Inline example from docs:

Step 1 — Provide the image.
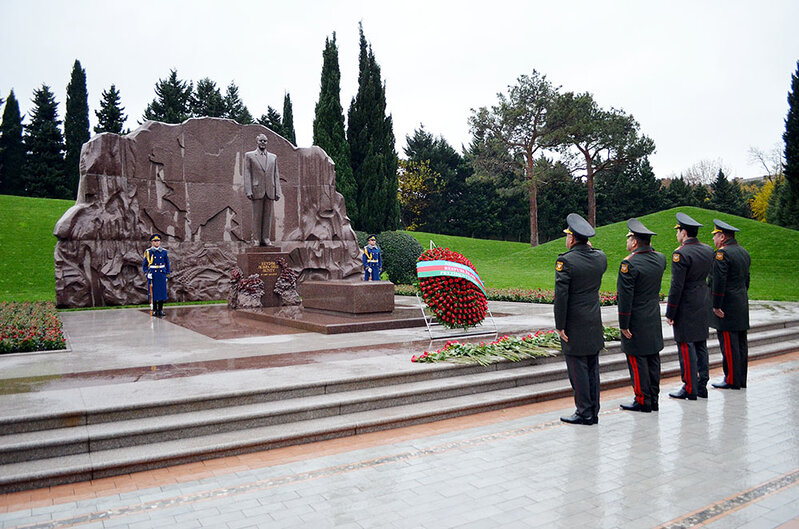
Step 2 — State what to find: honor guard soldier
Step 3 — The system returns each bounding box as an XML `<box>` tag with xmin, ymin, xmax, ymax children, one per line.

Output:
<box><xmin>362</xmin><ymin>234</ymin><xmax>382</xmax><ymax>281</ymax></box>
<box><xmin>617</xmin><ymin>219</ymin><xmax>667</xmax><ymax>413</ymax></box>
<box><xmin>554</xmin><ymin>213</ymin><xmax>608</xmax><ymax>426</ymax></box>
<box><xmin>666</xmin><ymin>213</ymin><xmax>714</xmax><ymax>400</ymax></box>
<box><xmin>709</xmin><ymin>219</ymin><xmax>751</xmax><ymax>389</ymax></box>
<box><xmin>142</xmin><ymin>234</ymin><xmax>171</xmax><ymax>317</ymax></box>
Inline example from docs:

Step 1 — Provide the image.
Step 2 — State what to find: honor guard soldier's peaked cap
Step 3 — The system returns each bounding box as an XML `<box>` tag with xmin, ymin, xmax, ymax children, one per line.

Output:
<box><xmin>563</xmin><ymin>213</ymin><xmax>596</xmax><ymax>238</ymax></box>
<box><xmin>367</xmin><ymin>234</ymin><xmax>377</xmax><ymax>241</ymax></box>
<box><xmin>626</xmin><ymin>217</ymin><xmax>657</xmax><ymax>237</ymax></box>
<box><xmin>674</xmin><ymin>212</ymin><xmax>703</xmax><ymax>230</ymax></box>
<box><xmin>711</xmin><ymin>219</ymin><xmax>740</xmax><ymax>234</ymax></box>
<box><xmin>150</xmin><ymin>234</ymin><xmax>161</xmax><ymax>241</ymax></box>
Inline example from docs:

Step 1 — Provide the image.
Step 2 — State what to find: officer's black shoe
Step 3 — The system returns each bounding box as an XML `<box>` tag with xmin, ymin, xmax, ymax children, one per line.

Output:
<box><xmin>560</xmin><ymin>413</ymin><xmax>594</xmax><ymax>425</ymax></box>
<box><xmin>669</xmin><ymin>388</ymin><xmax>697</xmax><ymax>400</ymax></box>
<box><xmin>711</xmin><ymin>381</ymin><xmax>740</xmax><ymax>390</ymax></box>
<box><xmin>697</xmin><ymin>387</ymin><xmax>708</xmax><ymax>398</ymax></box>
<box><xmin>620</xmin><ymin>401</ymin><xmax>652</xmax><ymax>413</ymax></box>
<box><xmin>651</xmin><ymin>400</ymin><xmax>659</xmax><ymax>411</ymax></box>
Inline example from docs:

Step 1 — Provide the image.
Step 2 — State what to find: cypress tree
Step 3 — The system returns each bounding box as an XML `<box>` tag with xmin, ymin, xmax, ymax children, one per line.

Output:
<box><xmin>313</xmin><ymin>33</ymin><xmax>356</xmax><ymax>222</ymax></box>
<box><xmin>94</xmin><ymin>84</ymin><xmax>128</xmax><ymax>134</ymax></box>
<box><xmin>347</xmin><ymin>23</ymin><xmax>399</xmax><ymax>233</ymax></box>
<box><xmin>64</xmin><ymin>59</ymin><xmax>90</xmax><ymax>195</ymax></box>
<box><xmin>257</xmin><ymin>107</ymin><xmax>284</xmax><ymax>136</ymax></box>
<box><xmin>0</xmin><ymin>90</ymin><xmax>26</xmax><ymax>195</ymax></box>
<box><xmin>223</xmin><ymin>82</ymin><xmax>253</xmax><ymax>124</ymax></box>
<box><xmin>142</xmin><ymin>69</ymin><xmax>192</xmax><ymax>123</ymax></box>
<box><xmin>281</xmin><ymin>92</ymin><xmax>296</xmax><ymax>144</ymax></box>
<box><xmin>190</xmin><ymin>78</ymin><xmax>225</xmax><ymax>118</ymax></box>
<box><xmin>23</xmin><ymin>85</ymin><xmax>68</xmax><ymax>199</ymax></box>
<box><xmin>772</xmin><ymin>60</ymin><xmax>799</xmax><ymax>229</ymax></box>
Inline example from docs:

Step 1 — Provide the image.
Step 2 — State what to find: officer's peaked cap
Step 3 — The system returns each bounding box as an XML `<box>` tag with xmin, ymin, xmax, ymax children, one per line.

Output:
<box><xmin>563</xmin><ymin>213</ymin><xmax>595</xmax><ymax>238</ymax></box>
<box><xmin>674</xmin><ymin>212</ymin><xmax>703</xmax><ymax>230</ymax></box>
<box><xmin>150</xmin><ymin>234</ymin><xmax>161</xmax><ymax>241</ymax></box>
<box><xmin>711</xmin><ymin>219</ymin><xmax>739</xmax><ymax>234</ymax></box>
<box><xmin>627</xmin><ymin>218</ymin><xmax>656</xmax><ymax>237</ymax></box>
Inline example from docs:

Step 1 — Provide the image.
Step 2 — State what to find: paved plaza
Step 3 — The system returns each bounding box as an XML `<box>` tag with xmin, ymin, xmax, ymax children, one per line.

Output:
<box><xmin>1</xmin><ymin>300</ymin><xmax>799</xmax><ymax>528</ymax></box>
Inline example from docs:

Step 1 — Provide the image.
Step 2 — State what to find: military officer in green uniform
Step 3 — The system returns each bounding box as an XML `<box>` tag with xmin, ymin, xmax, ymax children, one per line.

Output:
<box><xmin>666</xmin><ymin>213</ymin><xmax>714</xmax><ymax>400</ymax></box>
<box><xmin>554</xmin><ymin>213</ymin><xmax>608</xmax><ymax>426</ymax></box>
<box><xmin>709</xmin><ymin>219</ymin><xmax>751</xmax><ymax>390</ymax></box>
<box><xmin>617</xmin><ymin>218</ymin><xmax>666</xmax><ymax>413</ymax></box>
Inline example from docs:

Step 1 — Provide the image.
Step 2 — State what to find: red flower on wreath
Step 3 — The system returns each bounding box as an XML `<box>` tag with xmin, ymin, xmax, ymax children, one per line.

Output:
<box><xmin>417</xmin><ymin>247</ymin><xmax>488</xmax><ymax>330</ymax></box>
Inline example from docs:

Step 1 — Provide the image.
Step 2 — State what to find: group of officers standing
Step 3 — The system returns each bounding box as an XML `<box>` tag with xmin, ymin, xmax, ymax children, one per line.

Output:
<box><xmin>554</xmin><ymin>212</ymin><xmax>751</xmax><ymax>426</ymax></box>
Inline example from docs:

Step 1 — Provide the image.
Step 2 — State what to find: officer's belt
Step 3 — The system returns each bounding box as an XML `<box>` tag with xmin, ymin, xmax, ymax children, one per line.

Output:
<box><xmin>150</xmin><ymin>265</ymin><xmax>166</xmax><ymax>269</ymax></box>
<box><xmin>366</xmin><ymin>260</ymin><xmax>378</xmax><ymax>263</ymax></box>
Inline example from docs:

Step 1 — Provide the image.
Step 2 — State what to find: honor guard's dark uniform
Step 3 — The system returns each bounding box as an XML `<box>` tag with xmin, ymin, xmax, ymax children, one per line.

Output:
<box><xmin>666</xmin><ymin>213</ymin><xmax>714</xmax><ymax>400</ymax></box>
<box><xmin>709</xmin><ymin>219</ymin><xmax>751</xmax><ymax>389</ymax></box>
<box><xmin>617</xmin><ymin>219</ymin><xmax>666</xmax><ymax>413</ymax></box>
<box><xmin>142</xmin><ymin>234</ymin><xmax>171</xmax><ymax>317</ymax></box>
<box><xmin>362</xmin><ymin>235</ymin><xmax>382</xmax><ymax>281</ymax></box>
<box><xmin>555</xmin><ymin>213</ymin><xmax>608</xmax><ymax>426</ymax></box>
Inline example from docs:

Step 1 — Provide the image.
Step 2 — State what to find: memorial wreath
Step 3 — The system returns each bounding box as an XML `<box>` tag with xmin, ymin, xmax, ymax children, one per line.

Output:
<box><xmin>416</xmin><ymin>247</ymin><xmax>488</xmax><ymax>330</ymax></box>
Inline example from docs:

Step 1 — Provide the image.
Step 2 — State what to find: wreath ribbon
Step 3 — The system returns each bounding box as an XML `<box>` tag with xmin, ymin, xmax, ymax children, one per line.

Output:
<box><xmin>416</xmin><ymin>260</ymin><xmax>486</xmax><ymax>295</ymax></box>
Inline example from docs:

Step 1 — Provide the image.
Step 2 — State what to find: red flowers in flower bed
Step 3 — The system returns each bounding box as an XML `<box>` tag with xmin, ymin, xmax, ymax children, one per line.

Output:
<box><xmin>417</xmin><ymin>247</ymin><xmax>488</xmax><ymax>330</ymax></box>
<box><xmin>0</xmin><ymin>302</ymin><xmax>66</xmax><ymax>354</ymax></box>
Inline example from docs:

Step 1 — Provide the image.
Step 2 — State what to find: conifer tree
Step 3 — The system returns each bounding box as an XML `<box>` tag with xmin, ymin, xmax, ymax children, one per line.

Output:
<box><xmin>314</xmin><ymin>33</ymin><xmax>356</xmax><ymax>222</ymax></box>
<box><xmin>708</xmin><ymin>169</ymin><xmax>746</xmax><ymax>216</ymax></box>
<box><xmin>771</xmin><ymin>60</ymin><xmax>799</xmax><ymax>229</ymax></box>
<box><xmin>64</xmin><ymin>59</ymin><xmax>90</xmax><ymax>195</ymax></box>
<box><xmin>142</xmin><ymin>69</ymin><xmax>192</xmax><ymax>123</ymax></box>
<box><xmin>190</xmin><ymin>78</ymin><xmax>225</xmax><ymax>118</ymax></box>
<box><xmin>94</xmin><ymin>84</ymin><xmax>128</xmax><ymax>134</ymax></box>
<box><xmin>23</xmin><ymin>84</ymin><xmax>68</xmax><ymax>198</ymax></box>
<box><xmin>257</xmin><ymin>107</ymin><xmax>284</xmax><ymax>136</ymax></box>
<box><xmin>0</xmin><ymin>90</ymin><xmax>26</xmax><ymax>195</ymax></box>
<box><xmin>347</xmin><ymin>23</ymin><xmax>400</xmax><ymax>233</ymax></box>
<box><xmin>223</xmin><ymin>82</ymin><xmax>253</xmax><ymax>124</ymax></box>
<box><xmin>281</xmin><ymin>92</ymin><xmax>296</xmax><ymax>144</ymax></box>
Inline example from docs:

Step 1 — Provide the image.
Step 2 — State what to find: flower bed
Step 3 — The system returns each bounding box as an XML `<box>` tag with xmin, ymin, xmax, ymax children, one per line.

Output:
<box><xmin>0</xmin><ymin>302</ymin><xmax>66</xmax><ymax>354</ymax></box>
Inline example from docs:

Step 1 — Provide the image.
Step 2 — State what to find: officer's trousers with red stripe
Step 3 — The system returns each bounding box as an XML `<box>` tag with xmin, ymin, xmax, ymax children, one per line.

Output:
<box><xmin>676</xmin><ymin>340</ymin><xmax>709</xmax><ymax>396</ymax></box>
<box><xmin>717</xmin><ymin>330</ymin><xmax>748</xmax><ymax>388</ymax></box>
<box><xmin>625</xmin><ymin>353</ymin><xmax>661</xmax><ymax>407</ymax></box>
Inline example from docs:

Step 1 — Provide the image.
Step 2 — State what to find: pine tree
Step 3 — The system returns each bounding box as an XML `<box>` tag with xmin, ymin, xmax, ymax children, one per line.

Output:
<box><xmin>94</xmin><ymin>84</ymin><xmax>128</xmax><ymax>134</ymax></box>
<box><xmin>0</xmin><ymin>90</ymin><xmax>26</xmax><ymax>195</ymax></box>
<box><xmin>772</xmin><ymin>60</ymin><xmax>799</xmax><ymax>229</ymax></box>
<box><xmin>347</xmin><ymin>23</ymin><xmax>399</xmax><ymax>233</ymax></box>
<box><xmin>258</xmin><ymin>107</ymin><xmax>283</xmax><ymax>136</ymax></box>
<box><xmin>708</xmin><ymin>169</ymin><xmax>746</xmax><ymax>216</ymax></box>
<box><xmin>23</xmin><ymin>85</ymin><xmax>68</xmax><ymax>199</ymax></box>
<box><xmin>281</xmin><ymin>92</ymin><xmax>296</xmax><ymax>144</ymax></box>
<box><xmin>190</xmin><ymin>78</ymin><xmax>225</xmax><ymax>118</ymax></box>
<box><xmin>223</xmin><ymin>82</ymin><xmax>253</xmax><ymax>124</ymax></box>
<box><xmin>64</xmin><ymin>59</ymin><xmax>90</xmax><ymax>195</ymax></box>
<box><xmin>313</xmin><ymin>33</ymin><xmax>356</xmax><ymax>222</ymax></box>
<box><xmin>142</xmin><ymin>69</ymin><xmax>192</xmax><ymax>123</ymax></box>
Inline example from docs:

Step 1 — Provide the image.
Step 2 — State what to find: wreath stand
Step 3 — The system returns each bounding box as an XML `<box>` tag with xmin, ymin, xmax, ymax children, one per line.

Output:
<box><xmin>415</xmin><ymin>293</ymin><xmax>498</xmax><ymax>344</ymax></box>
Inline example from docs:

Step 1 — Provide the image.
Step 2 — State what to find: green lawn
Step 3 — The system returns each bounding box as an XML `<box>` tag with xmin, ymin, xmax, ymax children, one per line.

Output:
<box><xmin>0</xmin><ymin>195</ymin><xmax>74</xmax><ymax>302</ymax></box>
<box><xmin>408</xmin><ymin>206</ymin><xmax>799</xmax><ymax>302</ymax></box>
<box><xmin>1</xmin><ymin>195</ymin><xmax>797</xmax><ymax>302</ymax></box>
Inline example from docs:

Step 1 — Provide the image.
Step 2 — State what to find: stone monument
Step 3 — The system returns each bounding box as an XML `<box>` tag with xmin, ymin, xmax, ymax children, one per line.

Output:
<box><xmin>54</xmin><ymin>118</ymin><xmax>367</xmax><ymax>308</ymax></box>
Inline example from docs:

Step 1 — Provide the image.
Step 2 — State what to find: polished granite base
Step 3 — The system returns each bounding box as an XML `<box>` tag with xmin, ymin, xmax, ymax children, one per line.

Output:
<box><xmin>235</xmin><ymin>304</ymin><xmax>427</xmax><ymax>334</ymax></box>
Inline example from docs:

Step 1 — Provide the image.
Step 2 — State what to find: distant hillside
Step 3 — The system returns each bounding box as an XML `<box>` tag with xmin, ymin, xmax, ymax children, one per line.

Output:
<box><xmin>1</xmin><ymin>196</ymin><xmax>796</xmax><ymax>302</ymax></box>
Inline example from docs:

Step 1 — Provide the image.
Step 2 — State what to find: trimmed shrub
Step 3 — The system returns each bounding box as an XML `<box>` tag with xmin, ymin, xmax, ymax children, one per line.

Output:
<box><xmin>376</xmin><ymin>231</ymin><xmax>423</xmax><ymax>284</ymax></box>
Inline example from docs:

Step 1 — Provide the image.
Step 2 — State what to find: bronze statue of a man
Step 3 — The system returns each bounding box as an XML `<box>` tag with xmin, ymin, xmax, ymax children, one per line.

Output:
<box><xmin>243</xmin><ymin>133</ymin><xmax>282</xmax><ymax>246</ymax></box>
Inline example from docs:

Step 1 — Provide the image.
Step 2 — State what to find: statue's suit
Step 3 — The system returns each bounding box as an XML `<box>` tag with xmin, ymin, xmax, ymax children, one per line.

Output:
<box><xmin>243</xmin><ymin>149</ymin><xmax>281</xmax><ymax>245</ymax></box>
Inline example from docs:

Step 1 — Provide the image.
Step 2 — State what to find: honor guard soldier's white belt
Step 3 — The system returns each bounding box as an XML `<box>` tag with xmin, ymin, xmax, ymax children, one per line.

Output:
<box><xmin>150</xmin><ymin>265</ymin><xmax>166</xmax><ymax>269</ymax></box>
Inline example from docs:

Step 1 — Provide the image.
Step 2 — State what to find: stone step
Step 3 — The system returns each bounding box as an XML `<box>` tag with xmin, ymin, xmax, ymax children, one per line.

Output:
<box><xmin>0</xmin><ymin>331</ymin><xmax>797</xmax><ymax>493</ymax></box>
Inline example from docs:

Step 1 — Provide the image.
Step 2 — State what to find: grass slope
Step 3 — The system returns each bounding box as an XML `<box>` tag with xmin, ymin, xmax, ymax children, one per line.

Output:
<box><xmin>1</xmin><ymin>196</ymin><xmax>796</xmax><ymax>302</ymax></box>
<box><xmin>0</xmin><ymin>195</ymin><xmax>74</xmax><ymax>302</ymax></box>
<box><xmin>408</xmin><ymin>206</ymin><xmax>799</xmax><ymax>301</ymax></box>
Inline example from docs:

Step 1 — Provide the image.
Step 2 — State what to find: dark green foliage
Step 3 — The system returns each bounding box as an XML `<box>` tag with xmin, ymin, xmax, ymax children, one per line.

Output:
<box><xmin>375</xmin><ymin>231</ymin><xmax>423</xmax><ymax>284</ymax></box>
<box><xmin>537</xmin><ymin>159</ymin><xmax>588</xmax><ymax>243</ymax></box>
<box><xmin>596</xmin><ymin>158</ymin><xmax>664</xmax><ymax>226</ymax></box>
<box><xmin>190</xmin><ymin>78</ymin><xmax>225</xmax><ymax>117</ymax></box>
<box><xmin>0</xmin><ymin>91</ymin><xmax>25</xmax><ymax>195</ymax></box>
<box><xmin>767</xmin><ymin>177</ymin><xmax>799</xmax><ymax>229</ymax></box>
<box><xmin>223</xmin><ymin>82</ymin><xmax>253</xmax><ymax>124</ymax></box>
<box><xmin>770</xmin><ymin>61</ymin><xmax>799</xmax><ymax>229</ymax></box>
<box><xmin>354</xmin><ymin>230</ymin><xmax>368</xmax><ymax>249</ymax></box>
<box><xmin>143</xmin><ymin>69</ymin><xmax>192</xmax><ymax>123</ymax></box>
<box><xmin>660</xmin><ymin>177</ymin><xmax>698</xmax><ymax>209</ymax></box>
<box><xmin>94</xmin><ymin>85</ymin><xmax>127</xmax><ymax>134</ymax></box>
<box><xmin>708</xmin><ymin>169</ymin><xmax>747</xmax><ymax>216</ymax></box>
<box><xmin>64</xmin><ymin>60</ymin><xmax>90</xmax><ymax>195</ymax></box>
<box><xmin>258</xmin><ymin>107</ymin><xmax>284</xmax><ymax>136</ymax></box>
<box><xmin>314</xmin><ymin>33</ymin><xmax>356</xmax><ymax>223</ymax></box>
<box><xmin>281</xmin><ymin>92</ymin><xmax>296</xmax><ymax>144</ymax></box>
<box><xmin>23</xmin><ymin>85</ymin><xmax>68</xmax><ymax>199</ymax></box>
<box><xmin>347</xmin><ymin>23</ymin><xmax>400</xmax><ymax>233</ymax></box>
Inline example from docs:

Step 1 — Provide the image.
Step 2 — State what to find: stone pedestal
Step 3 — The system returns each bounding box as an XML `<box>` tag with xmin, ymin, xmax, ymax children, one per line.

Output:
<box><xmin>236</xmin><ymin>246</ymin><xmax>290</xmax><ymax>307</ymax></box>
<box><xmin>299</xmin><ymin>280</ymin><xmax>394</xmax><ymax>314</ymax></box>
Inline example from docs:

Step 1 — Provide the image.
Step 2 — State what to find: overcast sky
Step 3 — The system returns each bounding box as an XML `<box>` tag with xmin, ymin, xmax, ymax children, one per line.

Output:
<box><xmin>1</xmin><ymin>0</ymin><xmax>797</xmax><ymax>180</ymax></box>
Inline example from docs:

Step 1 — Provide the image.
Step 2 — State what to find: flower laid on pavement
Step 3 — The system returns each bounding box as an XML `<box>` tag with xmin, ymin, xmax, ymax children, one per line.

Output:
<box><xmin>0</xmin><ymin>302</ymin><xmax>66</xmax><ymax>354</ymax></box>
